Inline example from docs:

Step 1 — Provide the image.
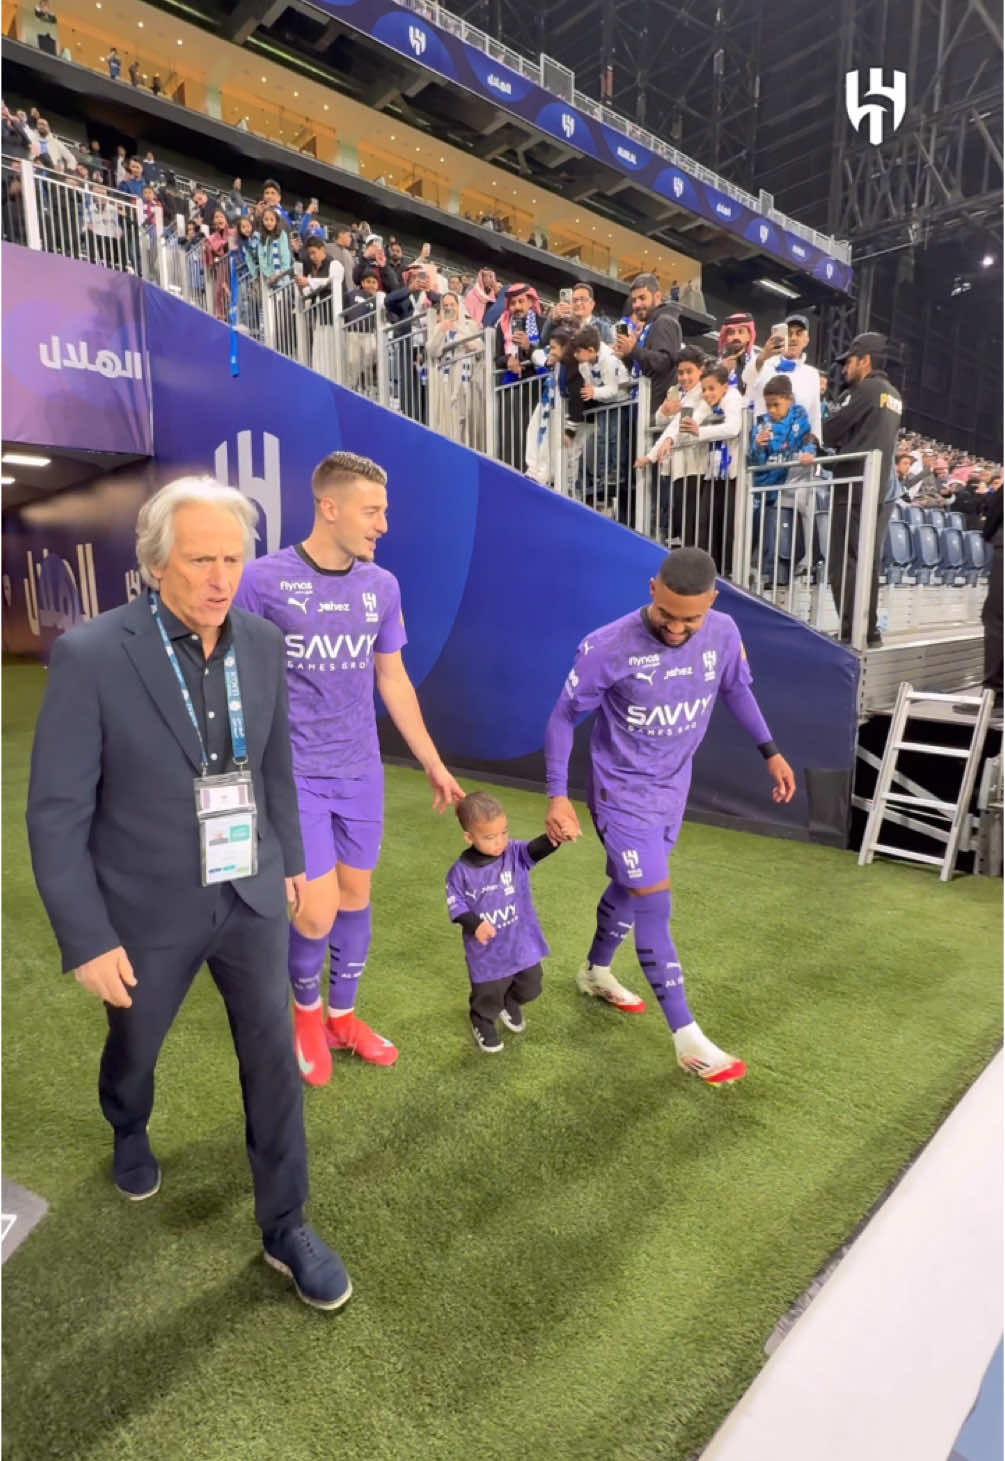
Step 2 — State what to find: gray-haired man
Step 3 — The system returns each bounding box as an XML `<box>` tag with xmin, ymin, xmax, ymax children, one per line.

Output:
<box><xmin>26</xmin><ymin>478</ymin><xmax>351</xmax><ymax>1311</ymax></box>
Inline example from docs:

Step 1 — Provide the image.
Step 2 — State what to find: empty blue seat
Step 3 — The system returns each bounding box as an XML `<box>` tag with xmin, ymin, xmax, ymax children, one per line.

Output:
<box><xmin>945</xmin><ymin>511</ymin><xmax>965</xmax><ymax>531</ymax></box>
<box><xmin>889</xmin><ymin>502</ymin><xmax>903</xmax><ymax>521</ymax></box>
<box><xmin>904</xmin><ymin>505</ymin><xmax>926</xmax><ymax>527</ymax></box>
<box><xmin>883</xmin><ymin>518</ymin><xmax>914</xmax><ymax>584</ymax></box>
<box><xmin>962</xmin><ymin>530</ymin><xmax>985</xmax><ymax>585</ymax></box>
<box><xmin>910</xmin><ymin>523</ymin><xmax>941</xmax><ymax>583</ymax></box>
<box><xmin>924</xmin><ymin>507</ymin><xmax>946</xmax><ymax>529</ymax></box>
<box><xmin>939</xmin><ymin>527</ymin><xmax>965</xmax><ymax>583</ymax></box>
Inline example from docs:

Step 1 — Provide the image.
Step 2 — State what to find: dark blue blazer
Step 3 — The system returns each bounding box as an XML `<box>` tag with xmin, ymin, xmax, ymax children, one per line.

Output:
<box><xmin>26</xmin><ymin>594</ymin><xmax>304</xmax><ymax>972</ymax></box>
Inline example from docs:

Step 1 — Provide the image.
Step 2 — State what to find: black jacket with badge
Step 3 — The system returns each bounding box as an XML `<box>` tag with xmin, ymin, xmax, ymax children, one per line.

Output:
<box><xmin>625</xmin><ymin>301</ymin><xmax>682</xmax><ymax>403</ymax></box>
<box><xmin>821</xmin><ymin>369</ymin><xmax>903</xmax><ymax>490</ymax></box>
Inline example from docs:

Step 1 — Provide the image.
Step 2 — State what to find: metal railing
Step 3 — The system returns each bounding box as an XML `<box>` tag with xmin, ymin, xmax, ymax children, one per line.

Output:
<box><xmin>391</xmin><ymin>0</ymin><xmax>850</xmax><ymax>264</ymax></box>
<box><xmin>739</xmin><ymin>447</ymin><xmax>885</xmax><ymax>653</ymax></box>
<box><xmin>2</xmin><ymin>157</ymin><xmax>146</xmax><ymax>270</ymax></box>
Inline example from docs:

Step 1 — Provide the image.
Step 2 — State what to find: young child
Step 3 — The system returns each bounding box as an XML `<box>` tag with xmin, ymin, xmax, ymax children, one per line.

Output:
<box><xmin>525</xmin><ymin>326</ymin><xmax>575</xmax><ymax>486</ymax></box>
<box><xmin>445</xmin><ymin>792</ymin><xmax>560</xmax><ymax>1053</ymax></box>
<box><xmin>748</xmin><ymin>373</ymin><xmax>819</xmax><ymax>581</ymax></box>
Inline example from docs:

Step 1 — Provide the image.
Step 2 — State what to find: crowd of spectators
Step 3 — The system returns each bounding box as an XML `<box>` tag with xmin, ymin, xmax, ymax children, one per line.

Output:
<box><xmin>2</xmin><ymin>96</ymin><xmax>1000</xmax><ymax>545</ymax></box>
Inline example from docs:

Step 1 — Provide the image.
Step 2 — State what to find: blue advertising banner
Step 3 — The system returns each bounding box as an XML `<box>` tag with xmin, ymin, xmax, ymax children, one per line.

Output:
<box><xmin>309</xmin><ymin>0</ymin><xmax>853</xmax><ymax>294</ymax></box>
<box><xmin>1</xmin><ymin>245</ymin><xmax>153</xmax><ymax>457</ymax></box>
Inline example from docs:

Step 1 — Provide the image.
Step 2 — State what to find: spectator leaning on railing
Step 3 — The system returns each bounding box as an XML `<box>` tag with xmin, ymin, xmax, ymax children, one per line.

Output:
<box><xmin>748</xmin><ymin>373</ymin><xmax>819</xmax><ymax>582</ymax></box>
<box><xmin>636</xmin><ymin>345</ymin><xmax>709</xmax><ymax>545</ymax></box>
<box><xmin>679</xmin><ymin>362</ymin><xmax>744</xmax><ymax>571</ymax></box>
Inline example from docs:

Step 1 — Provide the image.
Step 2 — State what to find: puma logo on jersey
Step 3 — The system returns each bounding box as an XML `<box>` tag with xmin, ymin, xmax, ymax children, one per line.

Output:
<box><xmin>634</xmin><ymin>669</ymin><xmax>657</xmax><ymax>684</ymax></box>
<box><xmin>287</xmin><ymin>595</ymin><xmax>311</xmax><ymax>614</ymax></box>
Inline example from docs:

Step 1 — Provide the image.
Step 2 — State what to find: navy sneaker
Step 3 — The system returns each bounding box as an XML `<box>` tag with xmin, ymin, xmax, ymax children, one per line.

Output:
<box><xmin>263</xmin><ymin>1224</ymin><xmax>352</xmax><ymax>1311</ymax></box>
<box><xmin>471</xmin><ymin>1021</ymin><xmax>503</xmax><ymax>1053</ymax></box>
<box><xmin>499</xmin><ymin>1006</ymin><xmax>526</xmax><ymax>1033</ymax></box>
<box><xmin>113</xmin><ymin>1131</ymin><xmax>161</xmax><ymax>1201</ymax></box>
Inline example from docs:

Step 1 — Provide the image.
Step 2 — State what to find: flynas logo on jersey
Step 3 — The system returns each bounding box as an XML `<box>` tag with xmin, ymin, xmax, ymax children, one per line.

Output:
<box><xmin>362</xmin><ymin>591</ymin><xmax>379</xmax><ymax>624</ymax></box>
<box><xmin>626</xmin><ymin>695</ymin><xmax>714</xmax><ymax>735</ymax></box>
<box><xmin>286</xmin><ymin>631</ymin><xmax>378</xmax><ymax>670</ymax></box>
<box><xmin>628</xmin><ymin>654</ymin><xmax>660</xmax><ymax>667</ymax></box>
<box><xmin>703</xmin><ymin>649</ymin><xmax>718</xmax><ymax>681</ymax></box>
<box><xmin>214</xmin><ymin>431</ymin><xmax>281</xmax><ymax>555</ymax></box>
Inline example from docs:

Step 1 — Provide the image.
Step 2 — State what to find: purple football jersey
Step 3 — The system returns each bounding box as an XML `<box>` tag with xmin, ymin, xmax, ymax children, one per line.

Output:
<box><xmin>545</xmin><ymin>607</ymin><xmax>770</xmax><ymax>822</ymax></box>
<box><xmin>234</xmin><ymin>545</ymin><xmax>407</xmax><ymax>779</ymax></box>
<box><xmin>446</xmin><ymin>841</ymin><xmax>551</xmax><ymax>984</ymax></box>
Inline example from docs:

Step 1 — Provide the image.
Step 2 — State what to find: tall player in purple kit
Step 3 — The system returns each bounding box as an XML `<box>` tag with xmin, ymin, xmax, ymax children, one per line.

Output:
<box><xmin>544</xmin><ymin>548</ymin><xmax>795</xmax><ymax>1084</ymax></box>
<box><xmin>234</xmin><ymin>451</ymin><xmax>464</xmax><ymax>1085</ymax></box>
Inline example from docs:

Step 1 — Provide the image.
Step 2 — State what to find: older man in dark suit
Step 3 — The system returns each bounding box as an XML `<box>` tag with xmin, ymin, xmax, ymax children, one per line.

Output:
<box><xmin>26</xmin><ymin>478</ymin><xmax>351</xmax><ymax>1311</ymax></box>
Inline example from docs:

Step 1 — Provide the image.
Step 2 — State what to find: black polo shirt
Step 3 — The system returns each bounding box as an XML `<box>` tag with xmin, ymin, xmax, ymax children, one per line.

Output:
<box><xmin>155</xmin><ymin>596</ymin><xmax>236</xmax><ymax>774</ymax></box>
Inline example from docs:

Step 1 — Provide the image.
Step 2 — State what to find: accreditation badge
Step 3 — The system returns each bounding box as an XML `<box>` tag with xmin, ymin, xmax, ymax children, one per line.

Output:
<box><xmin>194</xmin><ymin>770</ymin><xmax>258</xmax><ymax>886</ymax></box>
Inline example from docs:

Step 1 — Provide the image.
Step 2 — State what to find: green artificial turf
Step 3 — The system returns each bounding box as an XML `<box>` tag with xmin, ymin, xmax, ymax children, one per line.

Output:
<box><xmin>2</xmin><ymin>659</ymin><xmax>1001</xmax><ymax>1461</ymax></box>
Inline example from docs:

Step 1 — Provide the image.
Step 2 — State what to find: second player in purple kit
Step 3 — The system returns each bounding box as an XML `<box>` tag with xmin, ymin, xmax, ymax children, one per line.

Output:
<box><xmin>544</xmin><ymin>547</ymin><xmax>796</xmax><ymax>1085</ymax></box>
<box><xmin>234</xmin><ymin>451</ymin><xmax>464</xmax><ymax>1085</ymax></box>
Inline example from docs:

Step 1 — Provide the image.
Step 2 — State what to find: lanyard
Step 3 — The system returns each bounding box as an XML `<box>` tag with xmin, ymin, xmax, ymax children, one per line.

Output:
<box><xmin>150</xmin><ymin>593</ymin><xmax>248</xmax><ymax>774</ymax></box>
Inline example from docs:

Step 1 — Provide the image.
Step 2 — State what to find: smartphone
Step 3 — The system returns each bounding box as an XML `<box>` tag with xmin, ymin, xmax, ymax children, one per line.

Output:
<box><xmin>615</xmin><ymin>321</ymin><xmax>630</xmax><ymax>337</ymax></box>
<box><xmin>771</xmin><ymin>322</ymin><xmax>787</xmax><ymax>347</ymax></box>
<box><xmin>560</xmin><ymin>287</ymin><xmax>573</xmax><ymax>305</ymax></box>
<box><xmin>310</xmin><ymin>197</ymin><xmax>319</xmax><ymax>209</ymax></box>
<box><xmin>680</xmin><ymin>405</ymin><xmax>694</xmax><ymax>421</ymax></box>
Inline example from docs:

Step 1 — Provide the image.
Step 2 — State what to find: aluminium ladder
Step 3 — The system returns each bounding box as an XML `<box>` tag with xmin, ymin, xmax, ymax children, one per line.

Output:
<box><xmin>859</xmin><ymin>682</ymin><xmax>997</xmax><ymax>881</ymax></box>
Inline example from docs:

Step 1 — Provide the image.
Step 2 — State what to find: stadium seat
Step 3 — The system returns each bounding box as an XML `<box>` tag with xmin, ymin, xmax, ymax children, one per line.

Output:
<box><xmin>924</xmin><ymin>507</ymin><xmax>946</xmax><ymax>529</ymax></box>
<box><xmin>945</xmin><ymin>511</ymin><xmax>965</xmax><ymax>531</ymax></box>
<box><xmin>962</xmin><ymin>530</ymin><xmax>985</xmax><ymax>585</ymax></box>
<box><xmin>882</xmin><ymin>518</ymin><xmax>914</xmax><ymax>584</ymax></box>
<box><xmin>888</xmin><ymin>502</ymin><xmax>903</xmax><ymax>521</ymax></box>
<box><xmin>903</xmin><ymin>505</ymin><xmax>926</xmax><ymax>527</ymax></box>
<box><xmin>938</xmin><ymin>526</ymin><xmax>965</xmax><ymax>584</ymax></box>
<box><xmin>910</xmin><ymin>523</ymin><xmax>942</xmax><ymax>583</ymax></box>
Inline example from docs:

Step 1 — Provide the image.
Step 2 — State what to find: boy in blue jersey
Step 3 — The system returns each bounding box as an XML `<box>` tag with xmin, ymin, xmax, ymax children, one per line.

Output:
<box><xmin>543</xmin><ymin>548</ymin><xmax>796</xmax><ymax>1084</ymax></box>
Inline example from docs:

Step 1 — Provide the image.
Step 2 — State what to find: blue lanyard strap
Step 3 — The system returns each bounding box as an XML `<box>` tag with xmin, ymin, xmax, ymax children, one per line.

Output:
<box><xmin>150</xmin><ymin>593</ymin><xmax>248</xmax><ymax>773</ymax></box>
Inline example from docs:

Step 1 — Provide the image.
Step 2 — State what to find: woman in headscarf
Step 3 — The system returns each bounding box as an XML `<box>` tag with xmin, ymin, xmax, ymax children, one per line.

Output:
<box><xmin>426</xmin><ymin>292</ymin><xmax>485</xmax><ymax>450</ymax></box>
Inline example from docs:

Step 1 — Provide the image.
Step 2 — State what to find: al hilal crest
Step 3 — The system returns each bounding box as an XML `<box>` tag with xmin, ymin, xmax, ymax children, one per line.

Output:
<box><xmin>844</xmin><ymin>69</ymin><xmax>906</xmax><ymax>145</ymax></box>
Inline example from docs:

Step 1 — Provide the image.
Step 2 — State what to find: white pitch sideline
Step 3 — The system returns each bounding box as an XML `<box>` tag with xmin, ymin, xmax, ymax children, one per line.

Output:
<box><xmin>701</xmin><ymin>1050</ymin><xmax>1002</xmax><ymax>1461</ymax></box>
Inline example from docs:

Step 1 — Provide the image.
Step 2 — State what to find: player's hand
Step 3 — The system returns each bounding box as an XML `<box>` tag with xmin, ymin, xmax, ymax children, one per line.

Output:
<box><xmin>285</xmin><ymin>873</ymin><xmax>307</xmax><ymax>915</ymax></box>
<box><xmin>766</xmin><ymin>753</ymin><xmax>796</xmax><ymax>803</ymax></box>
<box><xmin>427</xmin><ymin>761</ymin><xmax>465</xmax><ymax>813</ymax></box>
<box><xmin>546</xmin><ymin>795</ymin><xmax>582</xmax><ymax>843</ymax></box>
<box><xmin>474</xmin><ymin>920</ymin><xmax>496</xmax><ymax>944</ymax></box>
<box><xmin>75</xmin><ymin>946</ymin><xmax>136</xmax><ymax>1008</ymax></box>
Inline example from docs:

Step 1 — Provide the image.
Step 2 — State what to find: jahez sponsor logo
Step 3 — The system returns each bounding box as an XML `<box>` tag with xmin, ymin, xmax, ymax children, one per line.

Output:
<box><xmin>318</xmin><ymin>601</ymin><xmax>350</xmax><ymax>613</ymax></box>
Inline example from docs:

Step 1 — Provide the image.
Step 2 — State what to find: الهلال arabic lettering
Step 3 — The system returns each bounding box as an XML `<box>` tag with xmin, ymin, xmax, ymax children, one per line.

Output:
<box><xmin>39</xmin><ymin>336</ymin><xmax>144</xmax><ymax>381</ymax></box>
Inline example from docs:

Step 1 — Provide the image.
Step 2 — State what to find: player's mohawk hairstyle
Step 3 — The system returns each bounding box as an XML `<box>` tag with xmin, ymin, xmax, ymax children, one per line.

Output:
<box><xmin>312</xmin><ymin>451</ymin><xmax>388</xmax><ymax>497</ymax></box>
<box><xmin>456</xmin><ymin>791</ymin><xmax>505</xmax><ymax>831</ymax></box>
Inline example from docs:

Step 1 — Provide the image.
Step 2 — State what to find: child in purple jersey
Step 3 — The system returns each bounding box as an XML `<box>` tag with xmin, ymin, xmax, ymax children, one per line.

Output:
<box><xmin>543</xmin><ymin>547</ymin><xmax>796</xmax><ymax>1086</ymax></box>
<box><xmin>446</xmin><ymin>792</ymin><xmax>560</xmax><ymax>1052</ymax></box>
<box><xmin>233</xmin><ymin>451</ymin><xmax>464</xmax><ymax>1087</ymax></box>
